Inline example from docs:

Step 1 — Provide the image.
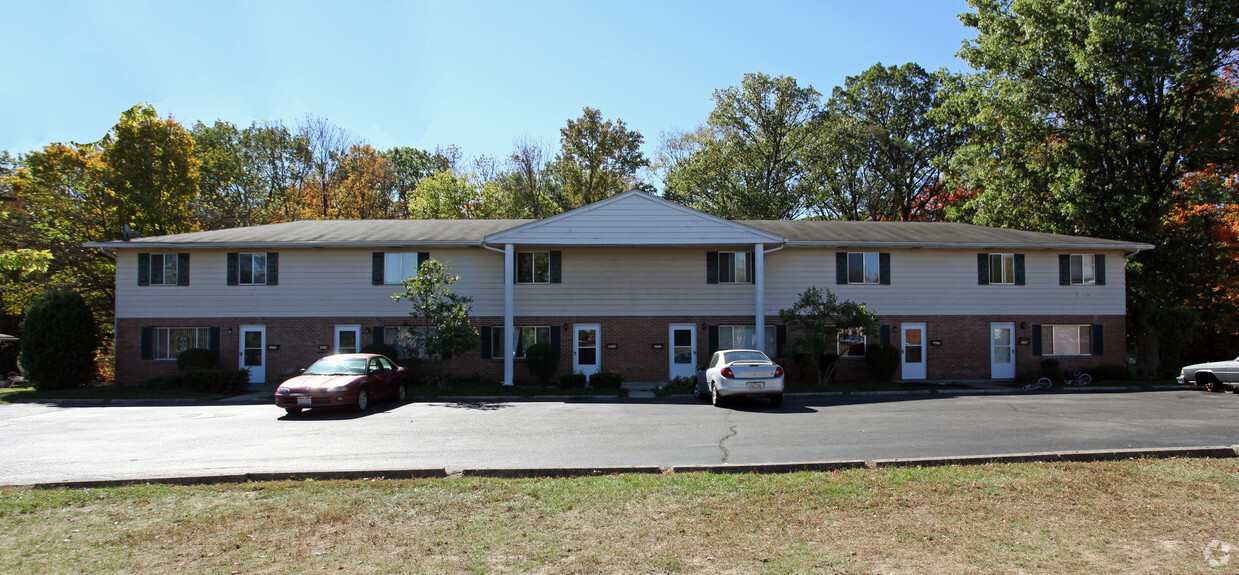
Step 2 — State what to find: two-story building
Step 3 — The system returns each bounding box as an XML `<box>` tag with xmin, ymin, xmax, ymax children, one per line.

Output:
<box><xmin>87</xmin><ymin>191</ymin><xmax>1152</xmax><ymax>385</ymax></box>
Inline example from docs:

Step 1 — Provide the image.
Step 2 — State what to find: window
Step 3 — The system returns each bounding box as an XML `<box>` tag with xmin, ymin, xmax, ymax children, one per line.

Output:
<box><xmin>239</xmin><ymin>253</ymin><xmax>266</xmax><ymax>285</ymax></box>
<box><xmin>384</xmin><ymin>326</ymin><xmax>437</xmax><ymax>360</ymax></box>
<box><xmin>385</xmin><ymin>252</ymin><xmax>421</xmax><ymax>285</ymax></box>
<box><xmin>989</xmin><ymin>254</ymin><xmax>1015</xmax><ymax>285</ymax></box>
<box><xmin>848</xmin><ymin>252</ymin><xmax>880</xmax><ymax>284</ymax></box>
<box><xmin>717</xmin><ymin>252</ymin><xmax>752</xmax><ymax>284</ymax></box>
<box><xmin>517</xmin><ymin>252</ymin><xmax>550</xmax><ymax>284</ymax></box>
<box><xmin>491</xmin><ymin>326</ymin><xmax>552</xmax><ymax>359</ymax></box>
<box><xmin>1069</xmin><ymin>254</ymin><xmax>1095</xmax><ymax>285</ymax></box>
<box><xmin>154</xmin><ymin>327</ymin><xmax>210</xmax><ymax>360</ymax></box>
<box><xmin>837</xmin><ymin>327</ymin><xmax>866</xmax><ymax>357</ymax></box>
<box><xmin>1040</xmin><ymin>324</ymin><xmax>1092</xmax><ymax>356</ymax></box>
<box><xmin>717</xmin><ymin>325</ymin><xmax>777</xmax><ymax>353</ymax></box>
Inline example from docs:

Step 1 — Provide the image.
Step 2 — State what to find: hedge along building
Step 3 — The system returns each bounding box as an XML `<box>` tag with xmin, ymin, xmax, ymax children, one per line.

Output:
<box><xmin>87</xmin><ymin>191</ymin><xmax>1153</xmax><ymax>386</ymax></box>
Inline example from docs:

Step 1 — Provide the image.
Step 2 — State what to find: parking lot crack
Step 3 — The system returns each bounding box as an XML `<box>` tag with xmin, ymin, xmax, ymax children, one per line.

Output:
<box><xmin>718</xmin><ymin>412</ymin><xmax>738</xmax><ymax>464</ymax></box>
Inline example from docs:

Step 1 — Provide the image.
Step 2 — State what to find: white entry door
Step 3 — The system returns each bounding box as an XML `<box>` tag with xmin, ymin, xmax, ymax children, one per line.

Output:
<box><xmin>991</xmin><ymin>323</ymin><xmax>1016</xmax><ymax>379</ymax></box>
<box><xmin>669</xmin><ymin>324</ymin><xmax>697</xmax><ymax>380</ymax></box>
<box><xmin>901</xmin><ymin>323</ymin><xmax>927</xmax><ymax>380</ymax></box>
<box><xmin>335</xmin><ymin>325</ymin><xmax>361</xmax><ymax>355</ymax></box>
<box><xmin>573</xmin><ymin>324</ymin><xmax>601</xmax><ymax>377</ymax></box>
<box><xmin>239</xmin><ymin>325</ymin><xmax>266</xmax><ymax>384</ymax></box>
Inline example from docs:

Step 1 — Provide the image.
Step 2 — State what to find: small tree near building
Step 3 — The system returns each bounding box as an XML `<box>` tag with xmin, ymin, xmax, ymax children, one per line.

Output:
<box><xmin>777</xmin><ymin>286</ymin><xmax>878</xmax><ymax>386</ymax></box>
<box><xmin>19</xmin><ymin>291</ymin><xmax>99</xmax><ymax>390</ymax></box>
<box><xmin>391</xmin><ymin>259</ymin><xmax>477</xmax><ymax>387</ymax></box>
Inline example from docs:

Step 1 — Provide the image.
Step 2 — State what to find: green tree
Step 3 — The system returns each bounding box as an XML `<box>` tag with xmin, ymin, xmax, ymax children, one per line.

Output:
<box><xmin>19</xmin><ymin>291</ymin><xmax>99</xmax><ymax>390</ymax></box>
<box><xmin>777</xmin><ymin>286</ymin><xmax>878</xmax><ymax>386</ymax></box>
<box><xmin>390</xmin><ymin>260</ymin><xmax>478</xmax><ymax>386</ymax></box>
<box><xmin>552</xmin><ymin>107</ymin><xmax>647</xmax><ymax>208</ymax></box>
<box><xmin>811</xmin><ymin>63</ymin><xmax>965</xmax><ymax>221</ymax></box>
<box><xmin>944</xmin><ymin>0</ymin><xmax>1239</xmax><ymax>374</ymax></box>
<box><xmin>663</xmin><ymin>73</ymin><xmax>821</xmax><ymax>219</ymax></box>
<box><xmin>102</xmin><ymin>104</ymin><xmax>200</xmax><ymax>236</ymax></box>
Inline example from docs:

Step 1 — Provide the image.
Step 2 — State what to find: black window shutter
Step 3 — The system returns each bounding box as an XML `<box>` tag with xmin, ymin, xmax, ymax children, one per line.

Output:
<box><xmin>1014</xmin><ymin>254</ymin><xmax>1025</xmax><ymax>285</ymax></box>
<box><xmin>137</xmin><ymin>253</ymin><xmax>150</xmax><ymax>286</ymax></box>
<box><xmin>550</xmin><ymin>326</ymin><xmax>561</xmax><ymax>352</ymax></box>
<box><xmin>1094</xmin><ymin>254</ymin><xmax>1106</xmax><ymax>285</ymax></box>
<box><xmin>708</xmin><ymin>325</ymin><xmax>719</xmax><ymax>354</ymax></box>
<box><xmin>177</xmin><ymin>253</ymin><xmax>190</xmax><ymax>286</ymax></box>
<box><xmin>1059</xmin><ymin>255</ymin><xmax>1070</xmax><ymax>285</ymax></box>
<box><xmin>372</xmin><ymin>252</ymin><xmax>384</xmax><ymax>285</ymax></box>
<box><xmin>746</xmin><ymin>252</ymin><xmax>755</xmax><ymax>283</ymax></box>
<box><xmin>267</xmin><ymin>252</ymin><xmax>279</xmax><ymax>285</ymax></box>
<box><xmin>1092</xmin><ymin>324</ymin><xmax>1104</xmax><ymax>356</ymax></box>
<box><xmin>879</xmin><ymin>253</ymin><xmax>891</xmax><ymax>285</ymax></box>
<box><xmin>1032</xmin><ymin>324</ymin><xmax>1042</xmax><ymax>356</ymax></box>
<box><xmin>209</xmin><ymin>327</ymin><xmax>220</xmax><ymax>356</ymax></box>
<box><xmin>480</xmin><ymin>326</ymin><xmax>492</xmax><ymax>359</ymax></box>
<box><xmin>140</xmin><ymin>326</ymin><xmax>153</xmax><ymax>360</ymax></box>
<box><xmin>550</xmin><ymin>251</ymin><xmax>562</xmax><ymax>283</ymax></box>
<box><xmin>226</xmin><ymin>253</ymin><xmax>239</xmax><ymax>285</ymax></box>
<box><xmin>836</xmin><ymin>252</ymin><xmax>848</xmax><ymax>284</ymax></box>
<box><xmin>880</xmin><ymin>324</ymin><xmax>891</xmax><ymax>346</ymax></box>
<box><xmin>977</xmin><ymin>253</ymin><xmax>989</xmax><ymax>285</ymax></box>
<box><xmin>776</xmin><ymin>325</ymin><xmax>787</xmax><ymax>358</ymax></box>
<box><xmin>418</xmin><ymin>252</ymin><xmax>430</xmax><ymax>271</ymax></box>
<box><xmin>706</xmin><ymin>252</ymin><xmax>719</xmax><ymax>284</ymax></box>
<box><xmin>373</xmin><ymin>326</ymin><xmax>384</xmax><ymax>345</ymax></box>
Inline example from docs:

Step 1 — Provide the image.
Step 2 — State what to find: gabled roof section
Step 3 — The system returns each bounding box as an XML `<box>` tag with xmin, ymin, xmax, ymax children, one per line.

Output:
<box><xmin>743</xmin><ymin>220</ymin><xmax>1154</xmax><ymax>252</ymax></box>
<box><xmin>85</xmin><ymin>219</ymin><xmax>531</xmax><ymax>249</ymax></box>
<box><xmin>483</xmin><ymin>191</ymin><xmax>785</xmax><ymax>246</ymax></box>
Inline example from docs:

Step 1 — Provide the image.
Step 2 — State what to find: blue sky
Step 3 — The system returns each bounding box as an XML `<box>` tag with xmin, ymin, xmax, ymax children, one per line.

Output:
<box><xmin>1</xmin><ymin>0</ymin><xmax>975</xmax><ymax>164</ymax></box>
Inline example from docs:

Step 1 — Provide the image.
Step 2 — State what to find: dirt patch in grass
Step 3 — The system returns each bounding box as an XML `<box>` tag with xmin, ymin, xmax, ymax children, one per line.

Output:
<box><xmin>2</xmin><ymin>458</ymin><xmax>1239</xmax><ymax>573</ymax></box>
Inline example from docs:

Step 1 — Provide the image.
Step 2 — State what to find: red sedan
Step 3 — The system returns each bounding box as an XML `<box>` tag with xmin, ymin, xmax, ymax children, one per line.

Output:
<box><xmin>274</xmin><ymin>354</ymin><xmax>408</xmax><ymax>415</ymax></box>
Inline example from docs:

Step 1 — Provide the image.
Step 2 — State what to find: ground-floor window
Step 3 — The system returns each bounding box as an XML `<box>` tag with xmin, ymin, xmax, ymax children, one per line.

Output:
<box><xmin>155</xmin><ymin>327</ymin><xmax>211</xmax><ymax>360</ymax></box>
<box><xmin>1041</xmin><ymin>324</ymin><xmax>1092</xmax><ymax>356</ymax></box>
<box><xmin>836</xmin><ymin>327</ymin><xmax>867</xmax><ymax>357</ymax></box>
<box><xmin>491</xmin><ymin>326</ymin><xmax>552</xmax><ymax>359</ymax></box>
<box><xmin>384</xmin><ymin>326</ymin><xmax>437</xmax><ymax>360</ymax></box>
<box><xmin>718</xmin><ymin>325</ymin><xmax>776</xmax><ymax>353</ymax></box>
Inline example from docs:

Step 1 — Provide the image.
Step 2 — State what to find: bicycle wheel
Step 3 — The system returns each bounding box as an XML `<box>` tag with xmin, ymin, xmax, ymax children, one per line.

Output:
<box><xmin>1037</xmin><ymin>377</ymin><xmax>1052</xmax><ymax>390</ymax></box>
<box><xmin>1077</xmin><ymin>373</ymin><xmax>1091</xmax><ymax>386</ymax></box>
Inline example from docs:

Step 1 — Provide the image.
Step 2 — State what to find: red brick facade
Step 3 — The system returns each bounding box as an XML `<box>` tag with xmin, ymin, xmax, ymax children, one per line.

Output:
<box><xmin>115</xmin><ymin>313</ymin><xmax>1127</xmax><ymax>385</ymax></box>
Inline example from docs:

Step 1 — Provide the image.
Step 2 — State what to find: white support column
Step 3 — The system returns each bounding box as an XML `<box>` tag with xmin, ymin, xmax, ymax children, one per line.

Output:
<box><xmin>754</xmin><ymin>243</ymin><xmax>765</xmax><ymax>353</ymax></box>
<box><xmin>503</xmin><ymin>244</ymin><xmax>515</xmax><ymax>386</ymax></box>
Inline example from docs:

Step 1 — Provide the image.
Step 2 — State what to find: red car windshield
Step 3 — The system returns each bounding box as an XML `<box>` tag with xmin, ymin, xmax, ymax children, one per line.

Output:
<box><xmin>304</xmin><ymin>358</ymin><xmax>367</xmax><ymax>376</ymax></box>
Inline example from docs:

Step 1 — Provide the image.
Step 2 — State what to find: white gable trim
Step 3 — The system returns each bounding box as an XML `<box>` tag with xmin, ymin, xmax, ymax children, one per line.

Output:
<box><xmin>483</xmin><ymin>191</ymin><xmax>786</xmax><ymax>246</ymax></box>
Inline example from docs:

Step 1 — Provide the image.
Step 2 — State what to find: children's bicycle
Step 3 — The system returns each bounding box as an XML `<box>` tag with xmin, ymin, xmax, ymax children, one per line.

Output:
<box><xmin>1025</xmin><ymin>368</ymin><xmax>1092</xmax><ymax>391</ymax></box>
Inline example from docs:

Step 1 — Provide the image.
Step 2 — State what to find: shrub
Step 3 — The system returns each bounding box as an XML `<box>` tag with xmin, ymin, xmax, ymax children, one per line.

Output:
<box><xmin>176</xmin><ymin>348</ymin><xmax>218</xmax><ymax>372</ymax></box>
<box><xmin>864</xmin><ymin>343</ymin><xmax>900</xmax><ymax>382</ymax></box>
<box><xmin>589</xmin><ymin>369</ymin><xmax>624</xmax><ymax>389</ymax></box>
<box><xmin>183</xmin><ymin>368</ymin><xmax>250</xmax><ymax>394</ymax></box>
<box><xmin>143</xmin><ymin>375</ymin><xmax>183</xmax><ymax>390</ymax></box>
<box><xmin>360</xmin><ymin>342</ymin><xmax>400</xmax><ymax>360</ymax></box>
<box><xmin>1089</xmin><ymin>363</ymin><xmax>1130</xmax><ymax>382</ymax></box>
<box><xmin>524</xmin><ymin>343</ymin><xmax>560</xmax><ymax>382</ymax></box>
<box><xmin>19</xmin><ymin>291</ymin><xmax>99</xmax><ymax>390</ymax></box>
<box><xmin>655</xmin><ymin>375</ymin><xmax>696</xmax><ymax>397</ymax></box>
<box><xmin>559</xmin><ymin>372</ymin><xmax>587</xmax><ymax>389</ymax></box>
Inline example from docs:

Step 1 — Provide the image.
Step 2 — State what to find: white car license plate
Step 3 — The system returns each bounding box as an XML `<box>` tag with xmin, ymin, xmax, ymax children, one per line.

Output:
<box><xmin>297</xmin><ymin>397</ymin><xmax>312</xmax><ymax>406</ymax></box>
<box><xmin>747</xmin><ymin>381</ymin><xmax>765</xmax><ymax>390</ymax></box>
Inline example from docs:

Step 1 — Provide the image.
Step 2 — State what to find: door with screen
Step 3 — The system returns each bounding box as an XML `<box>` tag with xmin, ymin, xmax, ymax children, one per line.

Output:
<box><xmin>669</xmin><ymin>324</ymin><xmax>697</xmax><ymax>380</ymax></box>
<box><xmin>239</xmin><ymin>325</ymin><xmax>266</xmax><ymax>384</ymax></box>
<box><xmin>991</xmin><ymin>323</ymin><xmax>1015</xmax><ymax>379</ymax></box>
<box><xmin>573</xmin><ymin>324</ymin><xmax>601</xmax><ymax>377</ymax></box>
<box><xmin>901</xmin><ymin>323</ymin><xmax>926</xmax><ymax>380</ymax></box>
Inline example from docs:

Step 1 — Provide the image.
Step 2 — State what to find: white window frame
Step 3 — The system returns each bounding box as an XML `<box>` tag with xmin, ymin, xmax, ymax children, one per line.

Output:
<box><xmin>837</xmin><ymin>327</ymin><xmax>867</xmax><ymax>358</ymax></box>
<box><xmin>1069</xmin><ymin>254</ymin><xmax>1096</xmax><ymax>285</ymax></box>
<box><xmin>383</xmin><ymin>326</ymin><xmax>438</xmax><ymax>361</ymax></box>
<box><xmin>717</xmin><ymin>325</ymin><xmax>776</xmax><ymax>353</ymax></box>
<box><xmin>149</xmin><ymin>253</ymin><xmax>178</xmax><ymax>286</ymax></box>
<box><xmin>154</xmin><ymin>327</ymin><xmax>210</xmax><ymax>360</ymax></box>
<box><xmin>384</xmin><ymin>252</ymin><xmax>421</xmax><ymax>285</ymax></box>
<box><xmin>492</xmin><ymin>326</ymin><xmax>552</xmax><ymax>359</ymax></box>
<box><xmin>717</xmin><ymin>252</ymin><xmax>751</xmax><ymax>284</ymax></box>
<box><xmin>237</xmin><ymin>252</ymin><xmax>268</xmax><ymax>285</ymax></box>
<box><xmin>1041</xmin><ymin>324</ymin><xmax>1092</xmax><ymax>356</ymax></box>
<box><xmin>516</xmin><ymin>252</ymin><xmax>551</xmax><ymax>284</ymax></box>
<box><xmin>989</xmin><ymin>253</ymin><xmax>1015</xmax><ymax>285</ymax></box>
<box><xmin>847</xmin><ymin>252</ymin><xmax>881</xmax><ymax>285</ymax></box>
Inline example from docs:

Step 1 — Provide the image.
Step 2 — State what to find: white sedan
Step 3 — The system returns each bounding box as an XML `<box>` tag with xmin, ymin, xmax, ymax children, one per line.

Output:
<box><xmin>1178</xmin><ymin>356</ymin><xmax>1239</xmax><ymax>392</ymax></box>
<box><xmin>695</xmin><ymin>349</ymin><xmax>785</xmax><ymax>408</ymax></box>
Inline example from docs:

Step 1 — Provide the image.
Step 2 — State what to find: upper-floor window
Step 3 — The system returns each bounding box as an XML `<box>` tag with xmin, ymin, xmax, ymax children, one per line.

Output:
<box><xmin>1059</xmin><ymin>254</ymin><xmax>1106</xmax><ymax>286</ymax></box>
<box><xmin>227</xmin><ymin>252</ymin><xmax>278</xmax><ymax>285</ymax></box>
<box><xmin>515</xmin><ymin>251</ymin><xmax>561</xmax><ymax>284</ymax></box>
<box><xmin>837</xmin><ymin>252</ymin><xmax>889</xmax><ymax>285</ymax></box>
<box><xmin>978</xmin><ymin>253</ymin><xmax>1024</xmax><ymax>286</ymax></box>
<box><xmin>138</xmin><ymin>253</ymin><xmax>189</xmax><ymax>286</ymax></box>
<box><xmin>706</xmin><ymin>251</ymin><xmax>754</xmax><ymax>284</ymax></box>
<box><xmin>372</xmin><ymin>252</ymin><xmax>428</xmax><ymax>285</ymax></box>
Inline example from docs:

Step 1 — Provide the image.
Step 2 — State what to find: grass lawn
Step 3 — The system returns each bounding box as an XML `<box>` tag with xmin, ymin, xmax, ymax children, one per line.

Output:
<box><xmin>0</xmin><ymin>384</ymin><xmax>232</xmax><ymax>404</ymax></box>
<box><xmin>3</xmin><ymin>457</ymin><xmax>1238</xmax><ymax>573</ymax></box>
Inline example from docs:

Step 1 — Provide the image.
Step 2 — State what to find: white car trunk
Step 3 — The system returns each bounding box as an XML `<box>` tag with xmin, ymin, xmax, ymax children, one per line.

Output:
<box><xmin>727</xmin><ymin>362</ymin><xmax>779</xmax><ymax>379</ymax></box>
